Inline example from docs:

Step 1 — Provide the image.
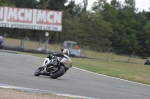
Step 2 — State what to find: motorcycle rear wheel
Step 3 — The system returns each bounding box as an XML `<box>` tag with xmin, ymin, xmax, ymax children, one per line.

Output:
<box><xmin>50</xmin><ymin>66</ymin><xmax>66</xmax><ymax>79</ymax></box>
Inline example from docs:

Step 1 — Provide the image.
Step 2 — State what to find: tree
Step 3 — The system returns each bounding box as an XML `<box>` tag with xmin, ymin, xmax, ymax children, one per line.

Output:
<box><xmin>65</xmin><ymin>0</ymin><xmax>83</xmax><ymax>16</ymax></box>
<box><xmin>14</xmin><ymin>0</ymin><xmax>37</xmax><ymax>8</ymax></box>
<box><xmin>48</xmin><ymin>0</ymin><xmax>67</xmax><ymax>10</ymax></box>
<box><xmin>92</xmin><ymin>0</ymin><xmax>107</xmax><ymax>13</ymax></box>
<box><xmin>0</xmin><ymin>0</ymin><xmax>15</xmax><ymax>6</ymax></box>
<box><xmin>36</xmin><ymin>0</ymin><xmax>50</xmax><ymax>9</ymax></box>
<box><xmin>111</xmin><ymin>0</ymin><xmax>123</xmax><ymax>10</ymax></box>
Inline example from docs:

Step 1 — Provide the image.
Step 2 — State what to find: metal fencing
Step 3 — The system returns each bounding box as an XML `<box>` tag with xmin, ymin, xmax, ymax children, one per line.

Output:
<box><xmin>2</xmin><ymin>37</ymin><xmax>146</xmax><ymax>64</ymax></box>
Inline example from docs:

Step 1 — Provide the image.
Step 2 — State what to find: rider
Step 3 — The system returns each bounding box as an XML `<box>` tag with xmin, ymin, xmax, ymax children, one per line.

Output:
<box><xmin>43</xmin><ymin>48</ymin><xmax>70</xmax><ymax>72</ymax></box>
<box><xmin>47</xmin><ymin>48</ymin><xmax>70</xmax><ymax>61</ymax></box>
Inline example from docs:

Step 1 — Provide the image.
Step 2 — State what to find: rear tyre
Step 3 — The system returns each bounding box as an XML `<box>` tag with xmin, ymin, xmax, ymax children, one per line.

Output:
<box><xmin>50</xmin><ymin>66</ymin><xmax>66</xmax><ymax>79</ymax></box>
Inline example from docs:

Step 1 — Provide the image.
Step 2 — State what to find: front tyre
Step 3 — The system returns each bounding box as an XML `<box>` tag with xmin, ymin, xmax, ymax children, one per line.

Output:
<box><xmin>50</xmin><ymin>66</ymin><xmax>66</xmax><ymax>79</ymax></box>
<box><xmin>34</xmin><ymin>67</ymin><xmax>43</xmax><ymax>76</ymax></box>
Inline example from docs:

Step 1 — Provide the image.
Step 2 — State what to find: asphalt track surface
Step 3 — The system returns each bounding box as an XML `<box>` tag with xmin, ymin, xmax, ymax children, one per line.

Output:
<box><xmin>0</xmin><ymin>52</ymin><xmax>150</xmax><ymax>99</ymax></box>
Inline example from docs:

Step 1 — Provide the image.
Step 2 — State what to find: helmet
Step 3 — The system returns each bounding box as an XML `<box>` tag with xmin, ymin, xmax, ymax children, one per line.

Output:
<box><xmin>62</xmin><ymin>49</ymin><xmax>70</xmax><ymax>55</ymax></box>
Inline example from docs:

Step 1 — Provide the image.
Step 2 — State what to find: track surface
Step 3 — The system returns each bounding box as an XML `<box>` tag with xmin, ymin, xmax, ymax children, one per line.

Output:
<box><xmin>0</xmin><ymin>52</ymin><xmax>150</xmax><ymax>99</ymax></box>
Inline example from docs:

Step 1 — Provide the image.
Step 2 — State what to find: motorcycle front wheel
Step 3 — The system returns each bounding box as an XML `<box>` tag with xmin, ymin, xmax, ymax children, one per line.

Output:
<box><xmin>50</xmin><ymin>66</ymin><xmax>66</xmax><ymax>79</ymax></box>
<box><xmin>34</xmin><ymin>67</ymin><xmax>43</xmax><ymax>76</ymax></box>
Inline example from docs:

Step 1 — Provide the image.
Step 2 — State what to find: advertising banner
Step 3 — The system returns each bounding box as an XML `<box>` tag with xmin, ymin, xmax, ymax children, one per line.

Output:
<box><xmin>0</xmin><ymin>6</ymin><xmax>63</xmax><ymax>31</ymax></box>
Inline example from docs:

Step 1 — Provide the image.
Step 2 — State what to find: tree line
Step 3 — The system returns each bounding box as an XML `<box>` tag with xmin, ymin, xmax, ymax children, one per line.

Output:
<box><xmin>0</xmin><ymin>0</ymin><xmax>150</xmax><ymax>57</ymax></box>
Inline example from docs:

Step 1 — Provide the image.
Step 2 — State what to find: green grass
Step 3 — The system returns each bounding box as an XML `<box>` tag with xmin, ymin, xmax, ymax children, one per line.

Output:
<box><xmin>20</xmin><ymin>52</ymin><xmax>150</xmax><ymax>85</ymax></box>
<box><xmin>73</xmin><ymin>58</ymin><xmax>150</xmax><ymax>85</ymax></box>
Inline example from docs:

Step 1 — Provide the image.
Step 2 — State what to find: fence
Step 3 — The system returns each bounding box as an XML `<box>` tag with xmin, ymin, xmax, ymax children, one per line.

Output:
<box><xmin>2</xmin><ymin>37</ymin><xmax>146</xmax><ymax>64</ymax></box>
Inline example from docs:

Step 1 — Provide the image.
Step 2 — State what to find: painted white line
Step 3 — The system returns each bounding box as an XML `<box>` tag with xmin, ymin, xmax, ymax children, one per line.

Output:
<box><xmin>0</xmin><ymin>83</ymin><xmax>99</xmax><ymax>99</ymax></box>
<box><xmin>22</xmin><ymin>54</ymin><xmax>150</xmax><ymax>87</ymax></box>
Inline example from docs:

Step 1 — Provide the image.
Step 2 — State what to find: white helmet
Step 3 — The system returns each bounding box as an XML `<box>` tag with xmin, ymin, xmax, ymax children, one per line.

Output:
<box><xmin>62</xmin><ymin>49</ymin><xmax>70</xmax><ymax>55</ymax></box>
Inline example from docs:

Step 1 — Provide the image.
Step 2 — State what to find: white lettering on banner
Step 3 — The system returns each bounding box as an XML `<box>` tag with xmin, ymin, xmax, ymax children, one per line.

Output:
<box><xmin>32</xmin><ymin>9</ymin><xmax>37</xmax><ymax>25</ymax></box>
<box><xmin>8</xmin><ymin>8</ymin><xmax>33</xmax><ymax>22</ymax></box>
<box><xmin>37</xmin><ymin>10</ymin><xmax>47</xmax><ymax>22</ymax></box>
<box><xmin>8</xmin><ymin>8</ymin><xmax>17</xmax><ymax>20</ymax></box>
<box><xmin>4</xmin><ymin>7</ymin><xmax>8</xmax><ymax>23</ymax></box>
<box><xmin>18</xmin><ymin>9</ymin><xmax>24</xmax><ymax>21</ymax></box>
<box><xmin>25</xmin><ymin>9</ymin><xmax>32</xmax><ymax>21</ymax></box>
<box><xmin>54</xmin><ymin>12</ymin><xmax>61</xmax><ymax>24</ymax></box>
<box><xmin>17</xmin><ymin>9</ymin><xmax>32</xmax><ymax>21</ymax></box>
<box><xmin>36</xmin><ymin>11</ymin><xmax>62</xmax><ymax>24</ymax></box>
<box><xmin>47</xmin><ymin>11</ymin><xmax>53</xmax><ymax>23</ymax></box>
<box><xmin>0</xmin><ymin>6</ymin><xmax>63</xmax><ymax>31</ymax></box>
<box><xmin>0</xmin><ymin>7</ymin><xmax>3</xmax><ymax>19</ymax></box>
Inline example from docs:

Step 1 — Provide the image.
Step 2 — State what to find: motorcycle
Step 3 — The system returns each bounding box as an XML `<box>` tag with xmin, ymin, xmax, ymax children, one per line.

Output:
<box><xmin>34</xmin><ymin>54</ymin><xmax>72</xmax><ymax>79</ymax></box>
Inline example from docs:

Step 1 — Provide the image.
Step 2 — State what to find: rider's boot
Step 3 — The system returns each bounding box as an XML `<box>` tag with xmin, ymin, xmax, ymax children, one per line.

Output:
<box><xmin>42</xmin><ymin>66</ymin><xmax>47</xmax><ymax>73</ymax></box>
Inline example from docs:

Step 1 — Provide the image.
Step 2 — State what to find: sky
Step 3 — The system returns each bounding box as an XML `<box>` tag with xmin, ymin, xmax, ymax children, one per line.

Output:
<box><xmin>72</xmin><ymin>0</ymin><xmax>150</xmax><ymax>12</ymax></box>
